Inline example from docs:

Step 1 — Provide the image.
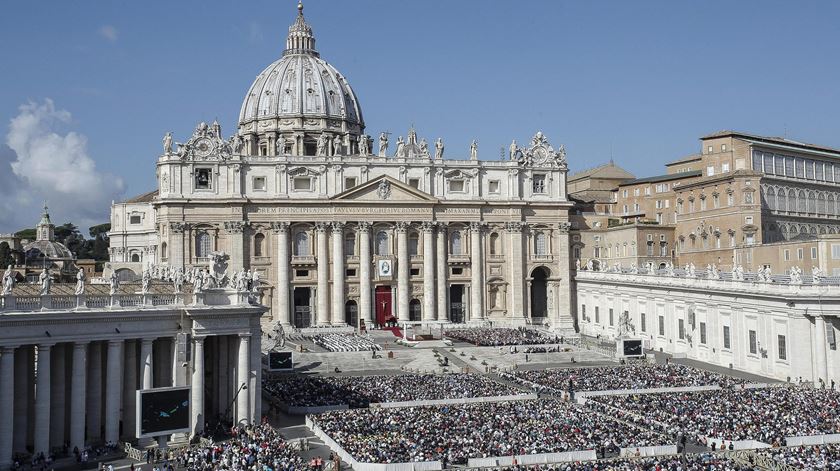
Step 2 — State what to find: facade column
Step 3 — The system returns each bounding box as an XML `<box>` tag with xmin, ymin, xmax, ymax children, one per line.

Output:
<box><xmin>190</xmin><ymin>336</ymin><xmax>205</xmax><ymax>437</ymax></box>
<box><xmin>169</xmin><ymin>223</ymin><xmax>186</xmax><ymax>269</ymax></box>
<box><xmin>34</xmin><ymin>343</ymin><xmax>52</xmax><ymax>456</ymax></box>
<box><xmin>315</xmin><ymin>222</ymin><xmax>330</xmax><ymax>325</ymax></box>
<box><xmin>13</xmin><ymin>347</ymin><xmax>30</xmax><ymax>453</ymax></box>
<box><xmin>331</xmin><ymin>221</ymin><xmax>346</xmax><ymax>325</ymax></box>
<box><xmin>507</xmin><ymin>222</ymin><xmax>526</xmax><ymax>319</ymax></box>
<box><xmin>224</xmin><ymin>221</ymin><xmax>247</xmax><ymax>272</ymax></box>
<box><xmin>86</xmin><ymin>342</ymin><xmax>102</xmax><ymax>443</ymax></box>
<box><xmin>436</xmin><ymin>225</ymin><xmax>448</xmax><ymax>322</ymax></box>
<box><xmin>140</xmin><ymin>338</ymin><xmax>154</xmax><ymax>390</ymax></box>
<box><xmin>235</xmin><ymin>334</ymin><xmax>250</xmax><ymax>425</ymax></box>
<box><xmin>250</xmin><ymin>327</ymin><xmax>261</xmax><ymax>423</ymax></box>
<box><xmin>49</xmin><ymin>344</ymin><xmax>66</xmax><ymax>449</ymax></box>
<box><xmin>358</xmin><ymin>222</ymin><xmax>373</xmax><ymax>325</ymax></box>
<box><xmin>554</xmin><ymin>221</ymin><xmax>574</xmax><ymax>331</ymax></box>
<box><xmin>69</xmin><ymin>342</ymin><xmax>87</xmax><ymax>452</ymax></box>
<box><xmin>396</xmin><ymin>222</ymin><xmax>410</xmax><ymax>322</ymax></box>
<box><xmin>470</xmin><ymin>222</ymin><xmax>485</xmax><ymax>321</ymax></box>
<box><xmin>421</xmin><ymin>222</ymin><xmax>436</xmax><ymax>321</ymax></box>
<box><xmin>0</xmin><ymin>346</ymin><xmax>15</xmax><ymax>469</ymax></box>
<box><xmin>122</xmin><ymin>340</ymin><xmax>137</xmax><ymax>441</ymax></box>
<box><xmin>217</xmin><ymin>336</ymin><xmax>229</xmax><ymax>417</ymax></box>
<box><xmin>104</xmin><ymin>340</ymin><xmax>123</xmax><ymax>444</ymax></box>
<box><xmin>272</xmin><ymin>222</ymin><xmax>291</xmax><ymax>326</ymax></box>
<box><xmin>815</xmin><ymin>315</ymin><xmax>829</xmax><ymax>384</ymax></box>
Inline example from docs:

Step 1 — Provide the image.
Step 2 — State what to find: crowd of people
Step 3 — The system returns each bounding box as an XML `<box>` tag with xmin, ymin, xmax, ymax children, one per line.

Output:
<box><xmin>308</xmin><ymin>333</ymin><xmax>381</xmax><ymax>352</ymax></box>
<box><xmin>177</xmin><ymin>422</ymin><xmax>319</xmax><ymax>471</ymax></box>
<box><xmin>589</xmin><ymin>387</ymin><xmax>840</xmax><ymax>446</ymax></box>
<box><xmin>501</xmin><ymin>364</ymin><xmax>746</xmax><ymax>394</ymax></box>
<box><xmin>756</xmin><ymin>443</ymin><xmax>840</xmax><ymax>470</ymax></box>
<box><xmin>445</xmin><ymin>328</ymin><xmax>563</xmax><ymax>346</ymax></box>
<box><xmin>480</xmin><ymin>453</ymin><xmax>749</xmax><ymax>470</ymax></box>
<box><xmin>263</xmin><ymin>373</ymin><xmax>522</xmax><ymax>408</ymax></box>
<box><xmin>311</xmin><ymin>399</ymin><xmax>670</xmax><ymax>465</ymax></box>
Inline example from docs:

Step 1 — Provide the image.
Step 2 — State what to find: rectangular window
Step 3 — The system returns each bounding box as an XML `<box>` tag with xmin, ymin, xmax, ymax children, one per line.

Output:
<box><xmin>488</xmin><ymin>180</ymin><xmax>500</xmax><ymax>194</ymax></box>
<box><xmin>727</xmin><ymin>193</ymin><xmax>734</xmax><ymax>206</ymax></box>
<box><xmin>295</xmin><ymin>269</ymin><xmax>309</xmax><ymax>277</ymax></box>
<box><xmin>778</xmin><ymin>335</ymin><xmax>787</xmax><ymax>360</ymax></box>
<box><xmin>816</xmin><ymin>162</ymin><xmax>825</xmax><ymax>181</ymax></box>
<box><xmin>700</xmin><ymin>322</ymin><xmax>707</xmax><ymax>344</ymax></box>
<box><xmin>129</xmin><ymin>215</ymin><xmax>142</xmax><ymax>225</ymax></box>
<box><xmin>634</xmin><ymin>188</ymin><xmax>640</xmax><ymax>197</ymax></box>
<box><xmin>408</xmin><ymin>178</ymin><xmax>420</xmax><ymax>189</ymax></box>
<box><xmin>609</xmin><ymin>308</ymin><xmax>614</xmax><ymax>326</ymax></box>
<box><xmin>796</xmin><ymin>158</ymin><xmax>805</xmax><ymax>178</ymax></box>
<box><xmin>252</xmin><ymin>176</ymin><xmax>266</xmax><ymax>191</ymax></box>
<box><xmin>785</xmin><ymin>157</ymin><xmax>794</xmax><ymax>176</ymax></box>
<box><xmin>749</xmin><ymin>330</ymin><xmax>757</xmax><ymax>354</ymax></box>
<box><xmin>678</xmin><ymin>319</ymin><xmax>685</xmax><ymax>340</ymax></box>
<box><xmin>410</xmin><ymin>268</ymin><xmax>420</xmax><ymax>276</ymax></box>
<box><xmin>344</xmin><ymin>177</ymin><xmax>357</xmax><ymax>189</ymax></box>
<box><xmin>832</xmin><ymin>244</ymin><xmax>840</xmax><ymax>260</ymax></box>
<box><xmin>707</xmin><ymin>166</ymin><xmax>715</xmax><ymax>176</ymax></box>
<box><xmin>640</xmin><ymin>313</ymin><xmax>646</xmax><ymax>332</ymax></box>
<box><xmin>451</xmin><ymin>267</ymin><xmax>463</xmax><ymax>275</ymax></box>
<box><xmin>658</xmin><ymin>315</ymin><xmax>665</xmax><ymax>336</ymax></box>
<box><xmin>798</xmin><ymin>248</ymin><xmax>804</xmax><ymax>260</ymax></box>
<box><xmin>744</xmin><ymin>192</ymin><xmax>754</xmax><ymax>204</ymax></box>
<box><xmin>723</xmin><ymin>326</ymin><xmax>731</xmax><ymax>349</ymax></box>
<box><xmin>532</xmin><ymin>174</ymin><xmax>546</xmax><ymax>194</ymax></box>
<box><xmin>293</xmin><ymin>177</ymin><xmax>312</xmax><ymax>191</ymax></box>
<box><xmin>784</xmin><ymin>249</ymin><xmax>790</xmax><ymax>261</ymax></box>
<box><xmin>449</xmin><ymin>180</ymin><xmax>465</xmax><ymax>192</ymax></box>
<box><xmin>774</xmin><ymin>156</ymin><xmax>784</xmax><ymax>175</ymax></box>
<box><xmin>195</xmin><ymin>168</ymin><xmax>212</xmax><ymax>190</ymax></box>
<box><xmin>812</xmin><ymin>247</ymin><xmax>818</xmax><ymax>259</ymax></box>
<box><xmin>594</xmin><ymin>307</ymin><xmax>600</xmax><ymax>324</ymax></box>
<box><xmin>805</xmin><ymin>160</ymin><xmax>815</xmax><ymax>180</ymax></box>
<box><xmin>722</xmin><ymin>162</ymin><xmax>730</xmax><ymax>173</ymax></box>
<box><xmin>345</xmin><ymin>268</ymin><xmax>357</xmax><ymax>277</ymax></box>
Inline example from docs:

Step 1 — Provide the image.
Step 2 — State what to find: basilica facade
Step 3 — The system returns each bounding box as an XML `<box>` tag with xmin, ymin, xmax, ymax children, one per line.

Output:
<box><xmin>109</xmin><ymin>3</ymin><xmax>575</xmax><ymax>332</ymax></box>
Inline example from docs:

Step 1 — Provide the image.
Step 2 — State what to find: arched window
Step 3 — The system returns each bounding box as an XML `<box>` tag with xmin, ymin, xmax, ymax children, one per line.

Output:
<box><xmin>808</xmin><ymin>191</ymin><xmax>817</xmax><ymax>213</ymax></box>
<box><xmin>196</xmin><ymin>232</ymin><xmax>211</xmax><ymax>258</ymax></box>
<box><xmin>449</xmin><ymin>231</ymin><xmax>462</xmax><ymax>255</ymax></box>
<box><xmin>788</xmin><ymin>189</ymin><xmax>797</xmax><ymax>212</ymax></box>
<box><xmin>408</xmin><ymin>233</ymin><xmax>419</xmax><ymax>256</ymax></box>
<box><xmin>778</xmin><ymin>188</ymin><xmax>787</xmax><ymax>211</ymax></box>
<box><xmin>254</xmin><ymin>233</ymin><xmax>265</xmax><ymax>257</ymax></box>
<box><xmin>344</xmin><ymin>233</ymin><xmax>356</xmax><ymax>256</ymax></box>
<box><xmin>131</xmin><ymin>253</ymin><xmax>140</xmax><ymax>263</ymax></box>
<box><xmin>294</xmin><ymin>231</ymin><xmax>309</xmax><ymax>256</ymax></box>
<box><xmin>799</xmin><ymin>190</ymin><xmax>807</xmax><ymax>212</ymax></box>
<box><xmin>766</xmin><ymin>187</ymin><xmax>776</xmax><ymax>210</ymax></box>
<box><xmin>535</xmin><ymin>232</ymin><xmax>548</xmax><ymax>255</ymax></box>
<box><xmin>161</xmin><ymin>242</ymin><xmax>168</xmax><ymax>260</ymax></box>
<box><xmin>828</xmin><ymin>194</ymin><xmax>835</xmax><ymax>216</ymax></box>
<box><xmin>376</xmin><ymin>231</ymin><xmax>389</xmax><ymax>256</ymax></box>
<box><xmin>489</xmin><ymin>233</ymin><xmax>500</xmax><ymax>255</ymax></box>
<box><xmin>818</xmin><ymin>193</ymin><xmax>827</xmax><ymax>214</ymax></box>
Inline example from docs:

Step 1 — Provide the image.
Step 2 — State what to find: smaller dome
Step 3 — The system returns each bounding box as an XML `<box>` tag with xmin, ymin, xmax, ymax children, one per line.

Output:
<box><xmin>23</xmin><ymin>240</ymin><xmax>74</xmax><ymax>262</ymax></box>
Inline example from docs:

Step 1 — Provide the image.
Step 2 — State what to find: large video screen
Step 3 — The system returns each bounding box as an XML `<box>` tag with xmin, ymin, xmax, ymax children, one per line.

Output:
<box><xmin>622</xmin><ymin>339</ymin><xmax>643</xmax><ymax>357</ymax></box>
<box><xmin>268</xmin><ymin>351</ymin><xmax>293</xmax><ymax>371</ymax></box>
<box><xmin>137</xmin><ymin>387</ymin><xmax>190</xmax><ymax>438</ymax></box>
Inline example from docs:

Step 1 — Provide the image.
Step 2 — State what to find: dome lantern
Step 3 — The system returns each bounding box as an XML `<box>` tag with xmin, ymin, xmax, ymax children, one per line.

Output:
<box><xmin>284</xmin><ymin>1</ymin><xmax>318</xmax><ymax>57</ymax></box>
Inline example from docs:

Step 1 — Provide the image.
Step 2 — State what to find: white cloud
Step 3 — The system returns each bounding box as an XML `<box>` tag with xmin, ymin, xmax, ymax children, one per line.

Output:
<box><xmin>1</xmin><ymin>99</ymin><xmax>124</xmax><ymax>232</ymax></box>
<box><xmin>99</xmin><ymin>25</ymin><xmax>118</xmax><ymax>42</ymax></box>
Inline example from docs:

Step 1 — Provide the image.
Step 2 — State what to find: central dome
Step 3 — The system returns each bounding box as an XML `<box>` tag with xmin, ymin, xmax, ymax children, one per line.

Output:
<box><xmin>237</xmin><ymin>2</ymin><xmax>365</xmax><ymax>157</ymax></box>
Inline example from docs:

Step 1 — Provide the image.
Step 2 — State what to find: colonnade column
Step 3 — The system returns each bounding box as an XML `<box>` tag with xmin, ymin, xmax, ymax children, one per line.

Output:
<box><xmin>396</xmin><ymin>222</ymin><xmax>410</xmax><ymax>322</ymax></box>
<box><xmin>235</xmin><ymin>334</ymin><xmax>250</xmax><ymax>424</ymax></box>
<box><xmin>273</xmin><ymin>222</ymin><xmax>291</xmax><ymax>326</ymax></box>
<box><xmin>122</xmin><ymin>340</ymin><xmax>137</xmax><ymax>441</ymax></box>
<box><xmin>190</xmin><ymin>336</ymin><xmax>205</xmax><ymax>437</ymax></box>
<box><xmin>33</xmin><ymin>343</ymin><xmax>52</xmax><ymax>456</ymax></box>
<box><xmin>358</xmin><ymin>222</ymin><xmax>373</xmax><ymax>325</ymax></box>
<box><xmin>49</xmin><ymin>344</ymin><xmax>65</xmax><ymax>448</ymax></box>
<box><xmin>507</xmin><ymin>222</ymin><xmax>526</xmax><ymax>318</ymax></box>
<box><xmin>69</xmin><ymin>342</ymin><xmax>87</xmax><ymax>452</ymax></box>
<box><xmin>86</xmin><ymin>342</ymin><xmax>102</xmax><ymax>443</ymax></box>
<box><xmin>104</xmin><ymin>340</ymin><xmax>123</xmax><ymax>444</ymax></box>
<box><xmin>331</xmin><ymin>222</ymin><xmax>346</xmax><ymax>325</ymax></box>
<box><xmin>315</xmin><ymin>223</ymin><xmax>330</xmax><ymax>325</ymax></box>
<box><xmin>470</xmin><ymin>222</ymin><xmax>485</xmax><ymax>321</ymax></box>
<box><xmin>815</xmin><ymin>315</ymin><xmax>829</xmax><ymax>384</ymax></box>
<box><xmin>13</xmin><ymin>347</ymin><xmax>29</xmax><ymax>453</ymax></box>
<box><xmin>0</xmin><ymin>346</ymin><xmax>15</xmax><ymax>469</ymax></box>
<box><xmin>436</xmin><ymin>225</ymin><xmax>448</xmax><ymax>322</ymax></box>
<box><xmin>140</xmin><ymin>338</ymin><xmax>154</xmax><ymax>390</ymax></box>
<box><xmin>421</xmin><ymin>222</ymin><xmax>436</xmax><ymax>321</ymax></box>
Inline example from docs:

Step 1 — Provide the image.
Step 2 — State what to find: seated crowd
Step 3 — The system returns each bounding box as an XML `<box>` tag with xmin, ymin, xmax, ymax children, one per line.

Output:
<box><xmin>309</xmin><ymin>333</ymin><xmax>381</xmax><ymax>352</ymax></box>
<box><xmin>480</xmin><ymin>453</ymin><xmax>749</xmax><ymax>471</ymax></box>
<box><xmin>178</xmin><ymin>422</ymin><xmax>316</xmax><ymax>471</ymax></box>
<box><xmin>263</xmin><ymin>373</ymin><xmax>522</xmax><ymax>408</ymax></box>
<box><xmin>756</xmin><ymin>443</ymin><xmax>840</xmax><ymax>470</ymax></box>
<box><xmin>588</xmin><ymin>387</ymin><xmax>840</xmax><ymax>446</ymax></box>
<box><xmin>501</xmin><ymin>364</ymin><xmax>746</xmax><ymax>393</ymax></box>
<box><xmin>446</xmin><ymin>327</ymin><xmax>562</xmax><ymax>346</ymax></box>
<box><xmin>311</xmin><ymin>399</ymin><xmax>670</xmax><ymax>465</ymax></box>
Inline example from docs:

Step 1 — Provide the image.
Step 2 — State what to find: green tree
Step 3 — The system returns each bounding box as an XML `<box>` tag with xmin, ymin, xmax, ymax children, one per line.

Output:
<box><xmin>14</xmin><ymin>228</ymin><xmax>35</xmax><ymax>240</ymax></box>
<box><xmin>0</xmin><ymin>242</ymin><xmax>13</xmax><ymax>267</ymax></box>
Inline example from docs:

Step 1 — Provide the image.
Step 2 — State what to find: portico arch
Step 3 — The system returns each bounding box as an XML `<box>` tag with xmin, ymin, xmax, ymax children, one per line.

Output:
<box><xmin>530</xmin><ymin>266</ymin><xmax>550</xmax><ymax>319</ymax></box>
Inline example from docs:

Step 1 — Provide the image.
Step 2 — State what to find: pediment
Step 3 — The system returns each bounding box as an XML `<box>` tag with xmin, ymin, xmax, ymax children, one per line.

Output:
<box><xmin>332</xmin><ymin>175</ymin><xmax>437</xmax><ymax>203</ymax></box>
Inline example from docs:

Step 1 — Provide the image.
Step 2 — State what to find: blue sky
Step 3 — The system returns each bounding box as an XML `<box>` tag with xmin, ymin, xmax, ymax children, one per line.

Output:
<box><xmin>1</xmin><ymin>1</ymin><xmax>839</xmax><ymax>232</ymax></box>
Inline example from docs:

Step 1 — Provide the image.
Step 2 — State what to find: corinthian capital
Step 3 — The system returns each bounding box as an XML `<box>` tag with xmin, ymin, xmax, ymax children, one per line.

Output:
<box><xmin>505</xmin><ymin>221</ymin><xmax>525</xmax><ymax>233</ymax></box>
<box><xmin>557</xmin><ymin>221</ymin><xmax>572</xmax><ymax>234</ymax></box>
<box><xmin>395</xmin><ymin>221</ymin><xmax>410</xmax><ymax>233</ymax></box>
<box><xmin>314</xmin><ymin>222</ymin><xmax>330</xmax><ymax>233</ymax></box>
<box><xmin>420</xmin><ymin>221</ymin><xmax>436</xmax><ymax>233</ymax></box>
<box><xmin>357</xmin><ymin>221</ymin><xmax>371</xmax><ymax>233</ymax></box>
<box><xmin>224</xmin><ymin>221</ymin><xmax>246</xmax><ymax>234</ymax></box>
<box><xmin>270</xmin><ymin>221</ymin><xmax>290</xmax><ymax>234</ymax></box>
<box><xmin>331</xmin><ymin>221</ymin><xmax>346</xmax><ymax>233</ymax></box>
<box><xmin>469</xmin><ymin>221</ymin><xmax>486</xmax><ymax>233</ymax></box>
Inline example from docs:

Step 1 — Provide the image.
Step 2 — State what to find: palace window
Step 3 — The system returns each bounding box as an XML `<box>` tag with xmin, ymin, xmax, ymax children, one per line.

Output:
<box><xmin>609</xmin><ymin>308</ymin><xmax>614</xmax><ymax>326</ymax></box>
<box><xmin>778</xmin><ymin>334</ymin><xmax>787</xmax><ymax>360</ymax></box>
<box><xmin>293</xmin><ymin>177</ymin><xmax>312</xmax><ymax>191</ymax></box>
<box><xmin>408</xmin><ymin>178</ymin><xmax>420</xmax><ymax>189</ymax></box>
<box><xmin>449</xmin><ymin>180</ymin><xmax>465</xmax><ymax>193</ymax></box>
<box><xmin>723</xmin><ymin>326</ymin><xmax>731</xmax><ymax>349</ymax></box>
<box><xmin>195</xmin><ymin>168</ymin><xmax>212</xmax><ymax>190</ymax></box>
<box><xmin>532</xmin><ymin>174</ymin><xmax>546</xmax><ymax>194</ymax></box>
<box><xmin>595</xmin><ymin>307</ymin><xmax>600</xmax><ymax>324</ymax></box>
<box><xmin>160</xmin><ymin>242</ymin><xmax>167</xmax><ymax>260</ymax></box>
<box><xmin>678</xmin><ymin>319</ymin><xmax>685</xmax><ymax>340</ymax></box>
<box><xmin>196</xmin><ymin>232</ymin><xmax>212</xmax><ymax>258</ymax></box>
<box><xmin>409</xmin><ymin>233</ymin><xmax>419</xmax><ymax>256</ymax></box>
<box><xmin>488</xmin><ymin>180</ymin><xmax>500</xmax><ymax>194</ymax></box>
<box><xmin>252</xmin><ymin>176</ymin><xmax>266</xmax><ymax>191</ymax></box>
<box><xmin>535</xmin><ymin>232</ymin><xmax>548</xmax><ymax>255</ymax></box>
<box><xmin>658</xmin><ymin>316</ymin><xmax>665</xmax><ymax>336</ymax></box>
<box><xmin>344</xmin><ymin>233</ymin><xmax>356</xmax><ymax>256</ymax></box>
<box><xmin>749</xmin><ymin>330</ymin><xmax>757</xmax><ymax>355</ymax></box>
<box><xmin>376</xmin><ymin>231</ymin><xmax>389</xmax><ymax>255</ymax></box>
<box><xmin>640</xmin><ymin>313</ymin><xmax>646</xmax><ymax>332</ymax></box>
<box><xmin>489</xmin><ymin>232</ymin><xmax>500</xmax><ymax>255</ymax></box>
<box><xmin>294</xmin><ymin>232</ymin><xmax>310</xmax><ymax>256</ymax></box>
<box><xmin>253</xmin><ymin>233</ymin><xmax>265</xmax><ymax>257</ymax></box>
<box><xmin>130</xmin><ymin>213</ymin><xmax>142</xmax><ymax>225</ymax></box>
<box><xmin>344</xmin><ymin>177</ymin><xmax>357</xmax><ymax>189</ymax></box>
<box><xmin>700</xmin><ymin>322</ymin><xmax>707</xmax><ymax>344</ymax></box>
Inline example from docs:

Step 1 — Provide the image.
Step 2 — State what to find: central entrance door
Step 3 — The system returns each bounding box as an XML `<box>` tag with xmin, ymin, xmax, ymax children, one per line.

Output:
<box><xmin>530</xmin><ymin>267</ymin><xmax>549</xmax><ymax>319</ymax></box>
<box><xmin>375</xmin><ymin>285</ymin><xmax>394</xmax><ymax>326</ymax></box>
<box><xmin>293</xmin><ymin>287</ymin><xmax>312</xmax><ymax>328</ymax></box>
<box><xmin>449</xmin><ymin>284</ymin><xmax>465</xmax><ymax>323</ymax></box>
<box><xmin>345</xmin><ymin>300</ymin><xmax>359</xmax><ymax>327</ymax></box>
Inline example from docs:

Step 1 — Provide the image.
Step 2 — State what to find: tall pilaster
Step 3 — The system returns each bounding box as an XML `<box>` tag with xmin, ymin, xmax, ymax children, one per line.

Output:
<box><xmin>224</xmin><ymin>221</ymin><xmax>247</xmax><ymax>272</ymax></box>
<box><xmin>33</xmin><ymin>343</ymin><xmax>52</xmax><ymax>456</ymax></box>
<box><xmin>169</xmin><ymin>222</ymin><xmax>187</xmax><ymax>269</ymax></box>
<box><xmin>815</xmin><ymin>315</ymin><xmax>829</xmax><ymax>384</ymax></box>
<box><xmin>436</xmin><ymin>226</ymin><xmax>448</xmax><ymax>322</ymax></box>
<box><xmin>49</xmin><ymin>344</ymin><xmax>65</xmax><ymax>448</ymax></box>
<box><xmin>272</xmin><ymin>222</ymin><xmax>291</xmax><ymax>326</ymax></box>
<box><xmin>70</xmin><ymin>342</ymin><xmax>87</xmax><ymax>451</ymax></box>
<box><xmin>217</xmin><ymin>336</ymin><xmax>229</xmax><ymax>417</ymax></box>
<box><xmin>396</xmin><ymin>222</ymin><xmax>410</xmax><ymax>322</ymax></box>
<box><xmin>236</xmin><ymin>334</ymin><xmax>250</xmax><ymax>425</ymax></box>
<box><xmin>140</xmin><ymin>338</ymin><xmax>154</xmax><ymax>390</ymax></box>
<box><xmin>315</xmin><ymin>222</ymin><xmax>330</xmax><ymax>325</ymax></box>
<box><xmin>507</xmin><ymin>222</ymin><xmax>526</xmax><ymax>318</ymax></box>
<box><xmin>104</xmin><ymin>340</ymin><xmax>123</xmax><ymax>444</ymax></box>
<box><xmin>421</xmin><ymin>222</ymin><xmax>436</xmax><ymax>321</ymax></box>
<box><xmin>470</xmin><ymin>222</ymin><xmax>485</xmax><ymax>321</ymax></box>
<box><xmin>13</xmin><ymin>346</ymin><xmax>29</xmax><ymax>453</ymax></box>
<box><xmin>554</xmin><ymin>221</ymin><xmax>574</xmax><ymax>331</ymax></box>
<box><xmin>0</xmin><ymin>346</ymin><xmax>15</xmax><ymax>469</ymax></box>
<box><xmin>122</xmin><ymin>340</ymin><xmax>137</xmax><ymax>441</ymax></box>
<box><xmin>86</xmin><ymin>342</ymin><xmax>102</xmax><ymax>443</ymax></box>
<box><xmin>190</xmin><ymin>336</ymin><xmax>205</xmax><ymax>437</ymax></box>
<box><xmin>358</xmin><ymin>222</ymin><xmax>373</xmax><ymax>325</ymax></box>
<box><xmin>331</xmin><ymin>221</ymin><xmax>346</xmax><ymax>325</ymax></box>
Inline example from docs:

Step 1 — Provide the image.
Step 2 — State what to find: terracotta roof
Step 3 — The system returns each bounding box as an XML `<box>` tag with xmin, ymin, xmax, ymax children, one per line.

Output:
<box><xmin>701</xmin><ymin>130</ymin><xmax>840</xmax><ymax>155</ymax></box>
<box><xmin>121</xmin><ymin>190</ymin><xmax>158</xmax><ymax>204</ymax></box>
<box><xmin>568</xmin><ymin>162</ymin><xmax>635</xmax><ymax>182</ymax></box>
<box><xmin>665</xmin><ymin>153</ymin><xmax>702</xmax><ymax>167</ymax></box>
<box><xmin>569</xmin><ymin>190</ymin><xmax>616</xmax><ymax>204</ymax></box>
<box><xmin>619</xmin><ymin>170</ymin><xmax>703</xmax><ymax>186</ymax></box>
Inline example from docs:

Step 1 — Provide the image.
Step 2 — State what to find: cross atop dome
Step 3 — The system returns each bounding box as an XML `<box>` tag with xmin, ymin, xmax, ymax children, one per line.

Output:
<box><xmin>284</xmin><ymin>0</ymin><xmax>318</xmax><ymax>57</ymax></box>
